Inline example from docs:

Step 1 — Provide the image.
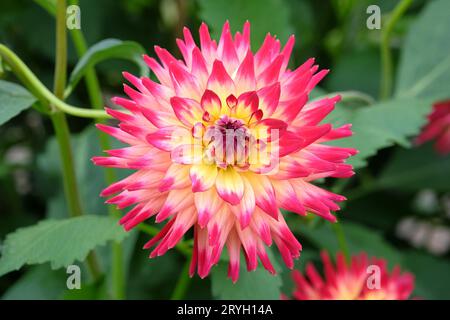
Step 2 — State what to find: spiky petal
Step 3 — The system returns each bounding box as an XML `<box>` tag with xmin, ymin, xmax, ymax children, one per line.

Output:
<box><xmin>93</xmin><ymin>21</ymin><xmax>356</xmax><ymax>282</ymax></box>
<box><xmin>416</xmin><ymin>100</ymin><xmax>450</xmax><ymax>155</ymax></box>
<box><xmin>289</xmin><ymin>251</ymin><xmax>415</xmax><ymax>300</ymax></box>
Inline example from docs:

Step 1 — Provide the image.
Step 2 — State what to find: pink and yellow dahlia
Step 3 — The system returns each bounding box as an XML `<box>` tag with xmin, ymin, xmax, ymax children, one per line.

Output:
<box><xmin>416</xmin><ymin>100</ymin><xmax>450</xmax><ymax>155</ymax></box>
<box><xmin>93</xmin><ymin>22</ymin><xmax>357</xmax><ymax>281</ymax></box>
<box><xmin>289</xmin><ymin>252</ymin><xmax>414</xmax><ymax>300</ymax></box>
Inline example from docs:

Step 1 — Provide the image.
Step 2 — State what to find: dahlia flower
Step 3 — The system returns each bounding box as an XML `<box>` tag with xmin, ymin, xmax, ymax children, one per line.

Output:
<box><xmin>289</xmin><ymin>252</ymin><xmax>414</xmax><ymax>300</ymax></box>
<box><xmin>416</xmin><ymin>100</ymin><xmax>450</xmax><ymax>155</ymax></box>
<box><xmin>93</xmin><ymin>21</ymin><xmax>356</xmax><ymax>281</ymax></box>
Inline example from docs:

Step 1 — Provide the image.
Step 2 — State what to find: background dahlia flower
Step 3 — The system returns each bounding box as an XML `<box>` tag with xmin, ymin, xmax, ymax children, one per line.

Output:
<box><xmin>416</xmin><ymin>100</ymin><xmax>450</xmax><ymax>155</ymax></box>
<box><xmin>93</xmin><ymin>21</ymin><xmax>356</xmax><ymax>282</ymax></box>
<box><xmin>288</xmin><ymin>251</ymin><xmax>415</xmax><ymax>300</ymax></box>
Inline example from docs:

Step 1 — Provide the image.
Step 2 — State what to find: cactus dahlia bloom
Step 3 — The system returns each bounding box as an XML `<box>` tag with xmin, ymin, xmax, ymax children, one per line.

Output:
<box><xmin>289</xmin><ymin>252</ymin><xmax>415</xmax><ymax>300</ymax></box>
<box><xmin>93</xmin><ymin>22</ymin><xmax>357</xmax><ymax>282</ymax></box>
<box><xmin>416</xmin><ymin>100</ymin><xmax>450</xmax><ymax>155</ymax></box>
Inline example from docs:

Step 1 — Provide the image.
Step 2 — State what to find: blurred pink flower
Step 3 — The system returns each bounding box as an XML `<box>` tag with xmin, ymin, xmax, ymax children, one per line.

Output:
<box><xmin>416</xmin><ymin>100</ymin><xmax>450</xmax><ymax>155</ymax></box>
<box><xmin>289</xmin><ymin>251</ymin><xmax>414</xmax><ymax>300</ymax></box>
<box><xmin>93</xmin><ymin>22</ymin><xmax>356</xmax><ymax>282</ymax></box>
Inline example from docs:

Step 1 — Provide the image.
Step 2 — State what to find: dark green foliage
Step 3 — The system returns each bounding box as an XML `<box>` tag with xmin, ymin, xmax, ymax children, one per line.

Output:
<box><xmin>0</xmin><ymin>0</ymin><xmax>449</xmax><ymax>300</ymax></box>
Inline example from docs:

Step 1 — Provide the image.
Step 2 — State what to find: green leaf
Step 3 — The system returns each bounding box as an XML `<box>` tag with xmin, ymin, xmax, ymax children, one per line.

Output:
<box><xmin>396</xmin><ymin>0</ymin><xmax>450</xmax><ymax>101</ymax></box>
<box><xmin>211</xmin><ymin>265</ymin><xmax>282</xmax><ymax>300</ymax></box>
<box><xmin>127</xmin><ymin>253</ymin><xmax>181</xmax><ymax>299</ymax></box>
<box><xmin>402</xmin><ymin>251</ymin><xmax>450</xmax><ymax>299</ymax></box>
<box><xmin>96</xmin><ymin>231</ymin><xmax>138</xmax><ymax>298</ymax></box>
<box><xmin>35</xmin><ymin>126</ymin><xmax>137</xmax><ymax>298</ymax></box>
<box><xmin>211</xmin><ymin>252</ymin><xmax>282</xmax><ymax>300</ymax></box>
<box><xmin>0</xmin><ymin>80</ymin><xmax>36</xmax><ymax>125</ymax></box>
<box><xmin>378</xmin><ymin>144</ymin><xmax>450</xmax><ymax>192</ymax></box>
<box><xmin>65</xmin><ymin>39</ymin><xmax>148</xmax><ymax>97</ymax></box>
<box><xmin>36</xmin><ymin>126</ymin><xmax>130</xmax><ymax>218</ymax></box>
<box><xmin>62</xmin><ymin>276</ymin><xmax>107</xmax><ymax>300</ymax></box>
<box><xmin>0</xmin><ymin>215</ymin><xmax>128</xmax><ymax>276</ymax></box>
<box><xmin>33</xmin><ymin>0</ymin><xmax>56</xmax><ymax>15</ymax></box>
<box><xmin>295</xmin><ymin>221</ymin><xmax>402</xmax><ymax>266</ymax></box>
<box><xmin>1</xmin><ymin>266</ymin><xmax>66</xmax><ymax>300</ymax></box>
<box><xmin>341</xmin><ymin>192</ymin><xmax>410</xmax><ymax>230</ymax></box>
<box><xmin>280</xmin><ymin>248</ymin><xmax>318</xmax><ymax>296</ymax></box>
<box><xmin>198</xmin><ymin>0</ymin><xmax>293</xmax><ymax>47</ymax></box>
<box><xmin>326</xmin><ymin>48</ymin><xmax>380</xmax><ymax>98</ymax></box>
<box><xmin>326</xmin><ymin>98</ymin><xmax>431</xmax><ymax>168</ymax></box>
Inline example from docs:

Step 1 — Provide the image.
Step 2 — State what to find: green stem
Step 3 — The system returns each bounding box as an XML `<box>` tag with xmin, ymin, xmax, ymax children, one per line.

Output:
<box><xmin>51</xmin><ymin>0</ymin><xmax>101</xmax><ymax>281</ymax></box>
<box><xmin>330</xmin><ymin>178</ymin><xmax>351</xmax><ymax>262</ymax></box>
<box><xmin>110</xmin><ymin>241</ymin><xmax>125</xmax><ymax>299</ymax></box>
<box><xmin>51</xmin><ymin>113</ymin><xmax>83</xmax><ymax>217</ymax></box>
<box><xmin>331</xmin><ymin>222</ymin><xmax>350</xmax><ymax>263</ymax></box>
<box><xmin>52</xmin><ymin>0</ymin><xmax>66</xmax><ymax>99</ymax></box>
<box><xmin>67</xmin><ymin>0</ymin><xmax>125</xmax><ymax>300</ymax></box>
<box><xmin>338</xmin><ymin>91</ymin><xmax>375</xmax><ymax>106</ymax></box>
<box><xmin>312</xmin><ymin>90</ymin><xmax>375</xmax><ymax>106</ymax></box>
<box><xmin>170</xmin><ymin>259</ymin><xmax>192</xmax><ymax>300</ymax></box>
<box><xmin>0</xmin><ymin>44</ymin><xmax>108</xmax><ymax>119</ymax></box>
<box><xmin>380</xmin><ymin>0</ymin><xmax>413</xmax><ymax>100</ymax></box>
<box><xmin>67</xmin><ymin>0</ymin><xmax>103</xmax><ymax>109</ymax></box>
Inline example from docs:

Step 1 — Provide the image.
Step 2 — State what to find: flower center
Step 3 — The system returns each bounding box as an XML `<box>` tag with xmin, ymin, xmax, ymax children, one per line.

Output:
<box><xmin>217</xmin><ymin>116</ymin><xmax>244</xmax><ymax>131</ymax></box>
<box><xmin>202</xmin><ymin>115</ymin><xmax>253</xmax><ymax>169</ymax></box>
